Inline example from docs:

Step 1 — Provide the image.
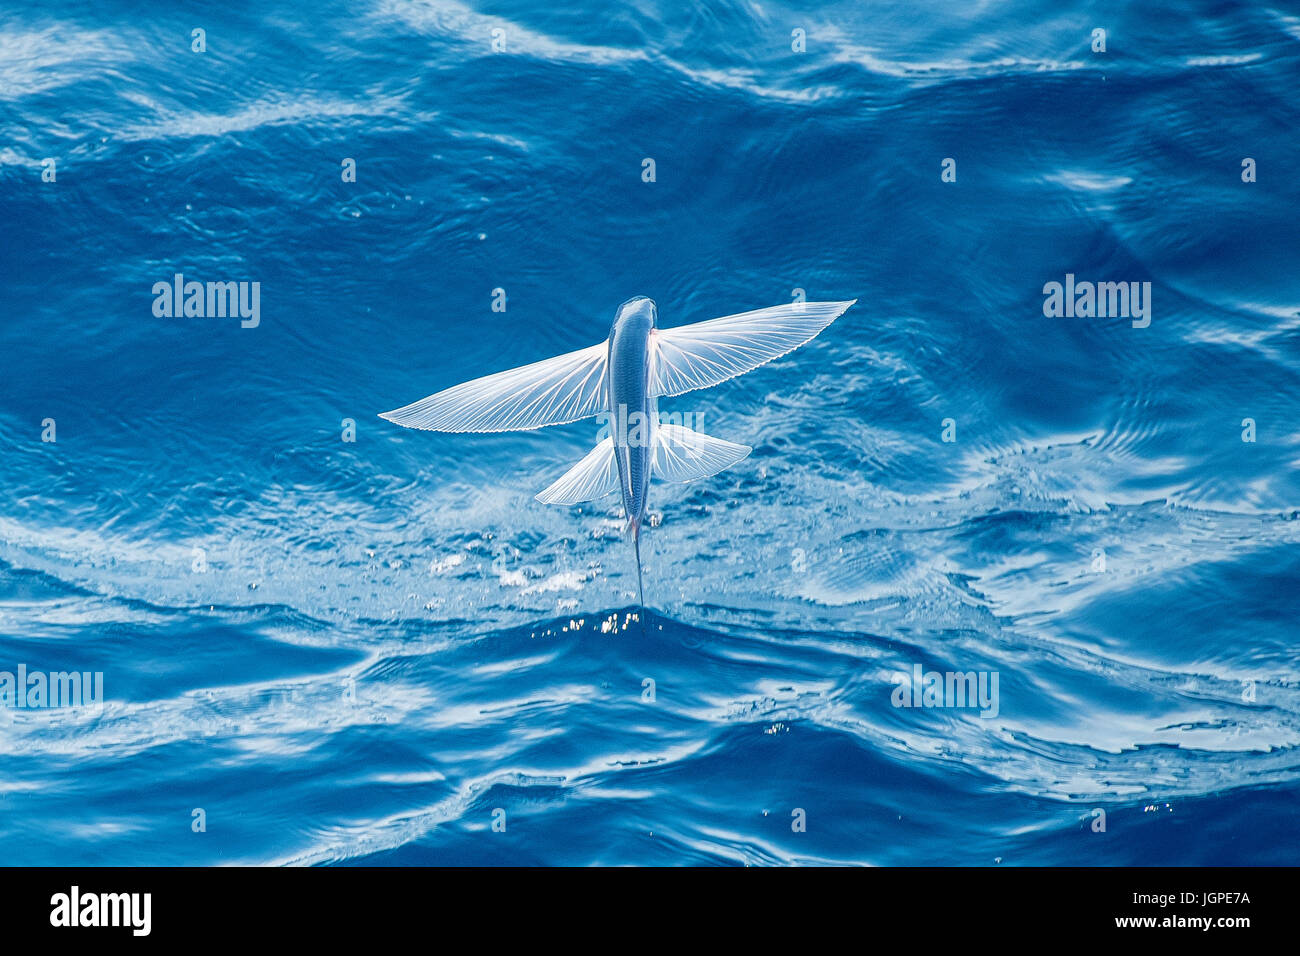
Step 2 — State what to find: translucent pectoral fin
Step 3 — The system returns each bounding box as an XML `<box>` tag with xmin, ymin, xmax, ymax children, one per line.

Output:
<box><xmin>651</xmin><ymin>424</ymin><xmax>751</xmax><ymax>483</ymax></box>
<box><xmin>650</xmin><ymin>299</ymin><xmax>855</xmax><ymax>398</ymax></box>
<box><xmin>380</xmin><ymin>341</ymin><xmax>608</xmax><ymax>433</ymax></box>
<box><xmin>536</xmin><ymin>438</ymin><xmax>620</xmax><ymax>505</ymax></box>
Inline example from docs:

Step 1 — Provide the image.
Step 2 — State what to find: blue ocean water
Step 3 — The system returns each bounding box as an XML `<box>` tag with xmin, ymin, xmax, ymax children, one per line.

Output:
<box><xmin>2</xmin><ymin>0</ymin><xmax>1299</xmax><ymax>866</ymax></box>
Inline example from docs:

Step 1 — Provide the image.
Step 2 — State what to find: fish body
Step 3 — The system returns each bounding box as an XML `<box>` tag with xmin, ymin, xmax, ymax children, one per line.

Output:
<box><xmin>607</xmin><ymin>296</ymin><xmax>657</xmax><ymax>537</ymax></box>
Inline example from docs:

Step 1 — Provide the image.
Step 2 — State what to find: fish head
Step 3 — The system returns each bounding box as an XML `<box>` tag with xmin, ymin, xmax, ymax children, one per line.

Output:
<box><xmin>611</xmin><ymin>296</ymin><xmax>657</xmax><ymax>338</ymax></box>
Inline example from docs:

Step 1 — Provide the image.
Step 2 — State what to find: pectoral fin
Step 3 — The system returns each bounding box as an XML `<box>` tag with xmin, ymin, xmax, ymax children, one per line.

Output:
<box><xmin>649</xmin><ymin>299</ymin><xmax>855</xmax><ymax>398</ymax></box>
<box><xmin>381</xmin><ymin>341</ymin><xmax>608</xmax><ymax>433</ymax></box>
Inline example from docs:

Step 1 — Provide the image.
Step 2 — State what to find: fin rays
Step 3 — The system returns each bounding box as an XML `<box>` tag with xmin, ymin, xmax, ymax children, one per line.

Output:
<box><xmin>535</xmin><ymin>437</ymin><xmax>619</xmax><ymax>505</ymax></box>
<box><xmin>379</xmin><ymin>299</ymin><xmax>854</xmax><ymax>434</ymax></box>
<box><xmin>651</xmin><ymin>423</ymin><xmax>751</xmax><ymax>482</ymax></box>
<box><xmin>650</xmin><ymin>299</ymin><xmax>856</xmax><ymax>398</ymax></box>
<box><xmin>379</xmin><ymin>342</ymin><xmax>608</xmax><ymax>433</ymax></box>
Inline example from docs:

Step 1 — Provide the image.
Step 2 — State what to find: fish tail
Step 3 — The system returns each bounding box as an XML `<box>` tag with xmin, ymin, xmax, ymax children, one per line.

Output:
<box><xmin>631</xmin><ymin>520</ymin><xmax>645</xmax><ymax>607</ymax></box>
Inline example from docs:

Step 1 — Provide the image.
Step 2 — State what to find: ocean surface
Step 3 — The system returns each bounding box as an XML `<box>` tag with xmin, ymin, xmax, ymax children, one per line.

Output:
<box><xmin>2</xmin><ymin>0</ymin><xmax>1298</xmax><ymax>866</ymax></box>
